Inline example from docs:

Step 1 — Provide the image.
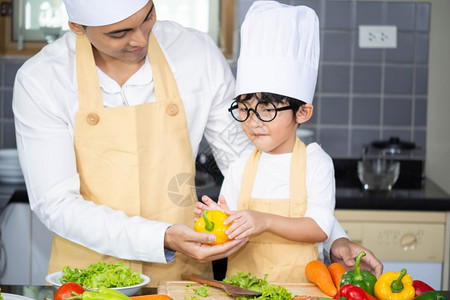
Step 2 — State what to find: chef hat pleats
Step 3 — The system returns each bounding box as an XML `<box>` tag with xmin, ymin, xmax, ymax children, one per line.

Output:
<box><xmin>63</xmin><ymin>0</ymin><xmax>149</xmax><ymax>26</ymax></box>
<box><xmin>235</xmin><ymin>1</ymin><xmax>320</xmax><ymax>104</ymax></box>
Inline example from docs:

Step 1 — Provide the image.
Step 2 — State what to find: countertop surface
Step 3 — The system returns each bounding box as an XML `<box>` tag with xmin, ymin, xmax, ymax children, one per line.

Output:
<box><xmin>0</xmin><ymin>182</ymin><xmax>25</xmax><ymax>209</ymax></box>
<box><xmin>335</xmin><ymin>178</ymin><xmax>450</xmax><ymax>211</ymax></box>
<box><xmin>1</xmin><ymin>284</ymin><xmax>449</xmax><ymax>299</ymax></box>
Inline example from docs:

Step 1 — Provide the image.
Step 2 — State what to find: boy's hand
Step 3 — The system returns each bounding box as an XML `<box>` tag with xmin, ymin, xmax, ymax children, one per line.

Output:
<box><xmin>224</xmin><ymin>209</ymin><xmax>268</xmax><ymax>240</ymax></box>
<box><xmin>194</xmin><ymin>195</ymin><xmax>231</xmax><ymax>221</ymax></box>
<box><xmin>216</xmin><ymin>195</ymin><xmax>231</xmax><ymax>213</ymax></box>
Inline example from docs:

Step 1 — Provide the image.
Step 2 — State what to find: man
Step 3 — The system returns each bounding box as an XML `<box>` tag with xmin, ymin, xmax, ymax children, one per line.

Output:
<box><xmin>13</xmin><ymin>0</ymin><xmax>382</xmax><ymax>286</ymax></box>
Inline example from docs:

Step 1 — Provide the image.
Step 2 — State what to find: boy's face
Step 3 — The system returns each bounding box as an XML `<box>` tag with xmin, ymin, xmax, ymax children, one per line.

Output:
<box><xmin>239</xmin><ymin>96</ymin><xmax>300</xmax><ymax>154</ymax></box>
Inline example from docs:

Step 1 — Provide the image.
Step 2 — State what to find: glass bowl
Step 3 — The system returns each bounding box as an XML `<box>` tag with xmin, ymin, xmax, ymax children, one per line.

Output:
<box><xmin>357</xmin><ymin>158</ymin><xmax>400</xmax><ymax>190</ymax></box>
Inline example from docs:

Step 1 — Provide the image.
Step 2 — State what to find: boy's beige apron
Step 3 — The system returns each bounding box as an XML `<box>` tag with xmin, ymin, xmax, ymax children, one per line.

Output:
<box><xmin>48</xmin><ymin>33</ymin><xmax>212</xmax><ymax>286</ymax></box>
<box><xmin>226</xmin><ymin>138</ymin><xmax>318</xmax><ymax>283</ymax></box>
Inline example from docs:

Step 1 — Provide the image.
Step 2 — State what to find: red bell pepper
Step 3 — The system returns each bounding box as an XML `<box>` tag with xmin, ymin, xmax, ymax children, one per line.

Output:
<box><xmin>334</xmin><ymin>284</ymin><xmax>378</xmax><ymax>300</ymax></box>
<box><xmin>413</xmin><ymin>280</ymin><xmax>435</xmax><ymax>296</ymax></box>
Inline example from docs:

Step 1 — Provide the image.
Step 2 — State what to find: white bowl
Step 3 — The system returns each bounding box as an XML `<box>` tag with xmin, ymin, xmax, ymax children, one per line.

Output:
<box><xmin>1</xmin><ymin>293</ymin><xmax>34</xmax><ymax>300</ymax></box>
<box><xmin>45</xmin><ymin>271</ymin><xmax>150</xmax><ymax>296</ymax></box>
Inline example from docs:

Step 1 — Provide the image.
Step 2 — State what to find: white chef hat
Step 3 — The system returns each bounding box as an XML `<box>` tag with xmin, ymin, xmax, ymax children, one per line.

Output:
<box><xmin>62</xmin><ymin>0</ymin><xmax>149</xmax><ymax>26</ymax></box>
<box><xmin>235</xmin><ymin>1</ymin><xmax>320</xmax><ymax>104</ymax></box>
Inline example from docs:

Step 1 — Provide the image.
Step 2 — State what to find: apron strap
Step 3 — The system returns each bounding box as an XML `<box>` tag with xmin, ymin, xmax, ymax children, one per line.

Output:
<box><xmin>147</xmin><ymin>33</ymin><xmax>181</xmax><ymax>103</ymax></box>
<box><xmin>238</xmin><ymin>149</ymin><xmax>260</xmax><ymax>210</ymax></box>
<box><xmin>76</xmin><ymin>35</ymin><xmax>103</xmax><ymax>110</ymax></box>
<box><xmin>290</xmin><ymin>137</ymin><xmax>307</xmax><ymax>217</ymax></box>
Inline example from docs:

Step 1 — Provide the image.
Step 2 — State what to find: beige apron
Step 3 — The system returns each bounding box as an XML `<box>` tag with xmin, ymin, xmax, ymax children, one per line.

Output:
<box><xmin>48</xmin><ymin>33</ymin><xmax>212</xmax><ymax>286</ymax></box>
<box><xmin>226</xmin><ymin>138</ymin><xmax>318</xmax><ymax>283</ymax></box>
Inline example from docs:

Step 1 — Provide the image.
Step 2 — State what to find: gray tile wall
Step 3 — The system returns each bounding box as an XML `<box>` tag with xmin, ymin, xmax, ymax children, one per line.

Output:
<box><xmin>0</xmin><ymin>58</ymin><xmax>26</xmax><ymax>148</ymax></box>
<box><xmin>233</xmin><ymin>0</ymin><xmax>430</xmax><ymax>158</ymax></box>
<box><xmin>0</xmin><ymin>0</ymin><xmax>430</xmax><ymax>159</ymax></box>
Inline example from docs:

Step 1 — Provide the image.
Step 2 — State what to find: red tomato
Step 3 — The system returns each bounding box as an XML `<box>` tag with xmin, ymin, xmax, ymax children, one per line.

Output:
<box><xmin>54</xmin><ymin>282</ymin><xmax>85</xmax><ymax>300</ymax></box>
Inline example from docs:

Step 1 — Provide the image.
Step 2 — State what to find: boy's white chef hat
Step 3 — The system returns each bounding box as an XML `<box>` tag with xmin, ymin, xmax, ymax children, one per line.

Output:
<box><xmin>62</xmin><ymin>0</ymin><xmax>149</xmax><ymax>26</ymax></box>
<box><xmin>235</xmin><ymin>1</ymin><xmax>320</xmax><ymax>104</ymax></box>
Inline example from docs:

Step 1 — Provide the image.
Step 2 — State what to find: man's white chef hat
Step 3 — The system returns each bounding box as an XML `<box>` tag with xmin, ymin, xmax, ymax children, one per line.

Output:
<box><xmin>62</xmin><ymin>0</ymin><xmax>149</xmax><ymax>26</ymax></box>
<box><xmin>235</xmin><ymin>1</ymin><xmax>320</xmax><ymax>104</ymax></box>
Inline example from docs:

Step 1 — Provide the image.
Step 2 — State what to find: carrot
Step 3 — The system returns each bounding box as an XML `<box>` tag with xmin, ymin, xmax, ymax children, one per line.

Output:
<box><xmin>130</xmin><ymin>295</ymin><xmax>173</xmax><ymax>300</ymax></box>
<box><xmin>305</xmin><ymin>260</ymin><xmax>337</xmax><ymax>297</ymax></box>
<box><xmin>328</xmin><ymin>262</ymin><xmax>347</xmax><ymax>289</ymax></box>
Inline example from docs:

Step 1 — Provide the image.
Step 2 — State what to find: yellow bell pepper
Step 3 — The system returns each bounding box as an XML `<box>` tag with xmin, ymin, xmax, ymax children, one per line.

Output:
<box><xmin>374</xmin><ymin>268</ymin><xmax>415</xmax><ymax>300</ymax></box>
<box><xmin>194</xmin><ymin>210</ymin><xmax>230</xmax><ymax>245</ymax></box>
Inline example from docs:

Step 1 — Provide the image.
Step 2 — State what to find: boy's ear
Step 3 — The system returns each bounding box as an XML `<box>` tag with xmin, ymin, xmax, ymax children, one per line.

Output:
<box><xmin>68</xmin><ymin>22</ymin><xmax>86</xmax><ymax>36</ymax></box>
<box><xmin>295</xmin><ymin>104</ymin><xmax>314</xmax><ymax>124</ymax></box>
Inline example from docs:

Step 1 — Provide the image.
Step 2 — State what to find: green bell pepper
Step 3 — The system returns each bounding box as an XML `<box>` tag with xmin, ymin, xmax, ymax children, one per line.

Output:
<box><xmin>414</xmin><ymin>291</ymin><xmax>446</xmax><ymax>300</ymax></box>
<box><xmin>339</xmin><ymin>251</ymin><xmax>377</xmax><ymax>296</ymax></box>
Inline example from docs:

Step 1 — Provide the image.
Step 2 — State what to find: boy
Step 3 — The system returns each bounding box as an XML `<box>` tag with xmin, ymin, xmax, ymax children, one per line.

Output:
<box><xmin>195</xmin><ymin>1</ymin><xmax>334</xmax><ymax>283</ymax></box>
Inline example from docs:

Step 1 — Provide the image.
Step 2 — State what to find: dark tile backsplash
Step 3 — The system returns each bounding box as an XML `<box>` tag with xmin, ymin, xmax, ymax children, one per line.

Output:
<box><xmin>0</xmin><ymin>58</ymin><xmax>26</xmax><ymax>149</ymax></box>
<box><xmin>0</xmin><ymin>0</ymin><xmax>430</xmax><ymax>160</ymax></box>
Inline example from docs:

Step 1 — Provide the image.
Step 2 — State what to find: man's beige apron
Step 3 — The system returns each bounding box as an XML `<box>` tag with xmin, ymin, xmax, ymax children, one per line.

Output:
<box><xmin>226</xmin><ymin>138</ymin><xmax>318</xmax><ymax>283</ymax></box>
<box><xmin>48</xmin><ymin>33</ymin><xmax>212</xmax><ymax>286</ymax></box>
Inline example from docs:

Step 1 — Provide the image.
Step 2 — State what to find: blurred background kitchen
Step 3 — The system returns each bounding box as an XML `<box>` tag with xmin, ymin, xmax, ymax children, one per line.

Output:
<box><xmin>0</xmin><ymin>0</ymin><xmax>449</xmax><ymax>292</ymax></box>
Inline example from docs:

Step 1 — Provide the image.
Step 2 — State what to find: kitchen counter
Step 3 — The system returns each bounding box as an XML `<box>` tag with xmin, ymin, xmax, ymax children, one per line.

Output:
<box><xmin>0</xmin><ymin>182</ymin><xmax>26</xmax><ymax>209</ymax></box>
<box><xmin>1</xmin><ymin>284</ymin><xmax>450</xmax><ymax>299</ymax></box>
<box><xmin>332</xmin><ymin>158</ymin><xmax>450</xmax><ymax>211</ymax></box>
<box><xmin>336</xmin><ymin>178</ymin><xmax>450</xmax><ymax>211</ymax></box>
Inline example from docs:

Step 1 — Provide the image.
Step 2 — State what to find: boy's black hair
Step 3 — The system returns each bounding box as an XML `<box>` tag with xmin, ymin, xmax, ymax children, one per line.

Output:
<box><xmin>234</xmin><ymin>92</ymin><xmax>307</xmax><ymax>117</ymax></box>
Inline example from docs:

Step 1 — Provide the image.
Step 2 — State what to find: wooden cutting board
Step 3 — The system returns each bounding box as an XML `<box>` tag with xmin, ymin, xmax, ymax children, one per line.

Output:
<box><xmin>157</xmin><ymin>281</ymin><xmax>329</xmax><ymax>299</ymax></box>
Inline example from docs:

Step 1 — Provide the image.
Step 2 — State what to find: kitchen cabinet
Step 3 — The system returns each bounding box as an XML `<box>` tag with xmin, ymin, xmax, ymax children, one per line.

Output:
<box><xmin>0</xmin><ymin>201</ymin><xmax>54</xmax><ymax>285</ymax></box>
<box><xmin>335</xmin><ymin>209</ymin><xmax>447</xmax><ymax>290</ymax></box>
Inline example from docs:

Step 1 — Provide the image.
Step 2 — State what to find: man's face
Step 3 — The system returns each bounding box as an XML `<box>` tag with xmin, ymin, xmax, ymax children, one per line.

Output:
<box><xmin>81</xmin><ymin>1</ymin><xmax>156</xmax><ymax>65</ymax></box>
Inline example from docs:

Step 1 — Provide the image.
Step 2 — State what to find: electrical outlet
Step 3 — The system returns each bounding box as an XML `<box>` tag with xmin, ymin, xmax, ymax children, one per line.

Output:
<box><xmin>359</xmin><ymin>25</ymin><xmax>397</xmax><ymax>49</ymax></box>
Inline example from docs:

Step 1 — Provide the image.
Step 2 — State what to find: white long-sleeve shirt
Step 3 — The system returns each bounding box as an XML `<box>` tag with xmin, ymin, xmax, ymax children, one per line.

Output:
<box><xmin>13</xmin><ymin>21</ymin><xmax>247</xmax><ymax>264</ymax></box>
<box><xmin>220</xmin><ymin>142</ymin><xmax>337</xmax><ymax>261</ymax></box>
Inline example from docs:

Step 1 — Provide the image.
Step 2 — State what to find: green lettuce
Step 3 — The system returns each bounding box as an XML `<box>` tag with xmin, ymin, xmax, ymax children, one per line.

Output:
<box><xmin>59</xmin><ymin>261</ymin><xmax>144</xmax><ymax>288</ymax></box>
<box><xmin>223</xmin><ymin>272</ymin><xmax>292</xmax><ymax>300</ymax></box>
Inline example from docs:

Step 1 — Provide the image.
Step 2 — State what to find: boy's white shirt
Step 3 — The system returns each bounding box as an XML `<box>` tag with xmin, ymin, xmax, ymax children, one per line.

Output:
<box><xmin>220</xmin><ymin>142</ymin><xmax>345</xmax><ymax>262</ymax></box>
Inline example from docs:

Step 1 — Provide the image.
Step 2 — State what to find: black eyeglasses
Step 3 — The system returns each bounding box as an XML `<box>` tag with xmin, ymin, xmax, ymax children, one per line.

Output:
<box><xmin>228</xmin><ymin>100</ymin><xmax>294</xmax><ymax>122</ymax></box>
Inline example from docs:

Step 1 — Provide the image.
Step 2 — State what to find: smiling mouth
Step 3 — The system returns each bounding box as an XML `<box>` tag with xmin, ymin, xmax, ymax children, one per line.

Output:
<box><xmin>129</xmin><ymin>47</ymin><xmax>145</xmax><ymax>54</ymax></box>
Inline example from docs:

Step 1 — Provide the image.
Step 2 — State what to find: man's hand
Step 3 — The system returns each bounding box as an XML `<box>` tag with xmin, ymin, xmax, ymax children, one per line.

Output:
<box><xmin>164</xmin><ymin>224</ymin><xmax>247</xmax><ymax>263</ymax></box>
<box><xmin>330</xmin><ymin>237</ymin><xmax>383</xmax><ymax>278</ymax></box>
